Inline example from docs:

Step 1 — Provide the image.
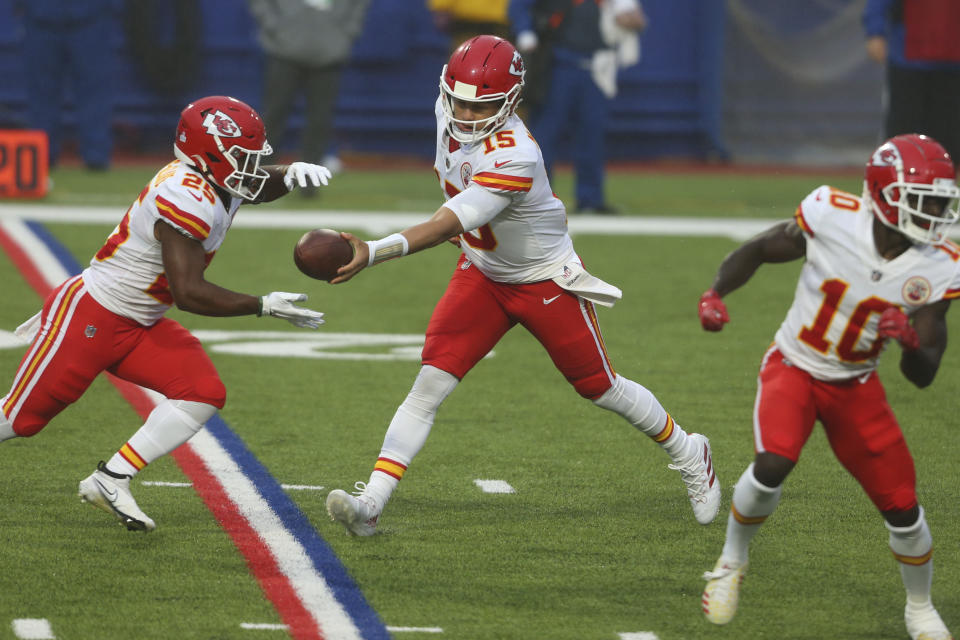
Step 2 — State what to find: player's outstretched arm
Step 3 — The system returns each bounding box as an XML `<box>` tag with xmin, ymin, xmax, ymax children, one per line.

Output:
<box><xmin>698</xmin><ymin>219</ymin><xmax>806</xmax><ymax>331</ymax></box>
<box><xmin>254</xmin><ymin>163</ymin><xmax>332</xmax><ymax>203</ymax></box>
<box><xmin>331</xmin><ymin>206</ymin><xmax>465</xmax><ymax>284</ymax></box>
<box><xmin>157</xmin><ymin>221</ymin><xmax>323</xmax><ymax>328</ymax></box>
<box><xmin>896</xmin><ymin>300</ymin><xmax>949</xmax><ymax>388</ymax></box>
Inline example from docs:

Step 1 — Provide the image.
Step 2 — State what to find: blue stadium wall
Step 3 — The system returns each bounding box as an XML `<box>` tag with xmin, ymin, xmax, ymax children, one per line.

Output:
<box><xmin>0</xmin><ymin>0</ymin><xmax>725</xmax><ymax>162</ymax></box>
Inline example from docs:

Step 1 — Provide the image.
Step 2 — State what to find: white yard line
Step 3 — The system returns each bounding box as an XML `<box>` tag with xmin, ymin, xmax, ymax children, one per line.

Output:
<box><xmin>0</xmin><ymin>206</ymin><xmax>781</xmax><ymax>240</ymax></box>
<box><xmin>140</xmin><ymin>481</ymin><xmax>192</xmax><ymax>487</ymax></box>
<box><xmin>239</xmin><ymin>623</ymin><xmax>445</xmax><ymax>634</ymax></box>
<box><xmin>0</xmin><ymin>217</ymin><xmax>76</xmax><ymax>285</ymax></box>
<box><xmin>140</xmin><ymin>481</ymin><xmax>325</xmax><ymax>491</ymax></box>
<box><xmin>7</xmin><ymin>205</ymin><xmax>960</xmax><ymax>243</ymax></box>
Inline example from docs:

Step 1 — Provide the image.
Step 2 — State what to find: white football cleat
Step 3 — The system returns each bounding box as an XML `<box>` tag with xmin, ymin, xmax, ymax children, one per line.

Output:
<box><xmin>905</xmin><ymin>600</ymin><xmax>953</xmax><ymax>640</ymax></box>
<box><xmin>326</xmin><ymin>482</ymin><xmax>379</xmax><ymax>537</ymax></box>
<box><xmin>668</xmin><ymin>433</ymin><xmax>721</xmax><ymax>524</ymax></box>
<box><xmin>702</xmin><ymin>558</ymin><xmax>747</xmax><ymax>625</ymax></box>
<box><xmin>78</xmin><ymin>461</ymin><xmax>156</xmax><ymax>532</ymax></box>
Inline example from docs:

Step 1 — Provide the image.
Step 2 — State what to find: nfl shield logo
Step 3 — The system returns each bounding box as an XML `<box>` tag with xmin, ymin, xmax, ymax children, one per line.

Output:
<box><xmin>85</xmin><ymin>324</ymin><xmax>97</xmax><ymax>338</ymax></box>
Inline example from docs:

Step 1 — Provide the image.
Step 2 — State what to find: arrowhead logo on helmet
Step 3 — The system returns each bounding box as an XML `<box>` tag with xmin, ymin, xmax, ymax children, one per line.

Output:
<box><xmin>875</xmin><ymin>146</ymin><xmax>899</xmax><ymax>166</ymax></box>
<box><xmin>509</xmin><ymin>51</ymin><xmax>524</xmax><ymax>77</ymax></box>
<box><xmin>202</xmin><ymin>111</ymin><xmax>242</xmax><ymax>138</ymax></box>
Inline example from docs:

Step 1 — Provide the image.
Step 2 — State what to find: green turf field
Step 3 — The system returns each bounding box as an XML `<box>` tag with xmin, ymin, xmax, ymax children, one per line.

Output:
<box><xmin>0</xmin><ymin>165</ymin><xmax>956</xmax><ymax>639</ymax></box>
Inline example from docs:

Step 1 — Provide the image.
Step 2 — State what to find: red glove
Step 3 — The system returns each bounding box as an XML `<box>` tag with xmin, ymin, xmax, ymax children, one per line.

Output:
<box><xmin>877</xmin><ymin>307</ymin><xmax>919</xmax><ymax>351</ymax></box>
<box><xmin>698</xmin><ymin>289</ymin><xmax>730</xmax><ymax>332</ymax></box>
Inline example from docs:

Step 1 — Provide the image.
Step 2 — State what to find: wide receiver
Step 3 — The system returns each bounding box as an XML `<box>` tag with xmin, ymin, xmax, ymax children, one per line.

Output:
<box><xmin>698</xmin><ymin>133</ymin><xmax>958</xmax><ymax>640</ymax></box>
<box><xmin>0</xmin><ymin>96</ymin><xmax>327</xmax><ymax>531</ymax></box>
<box><xmin>324</xmin><ymin>35</ymin><xmax>721</xmax><ymax>536</ymax></box>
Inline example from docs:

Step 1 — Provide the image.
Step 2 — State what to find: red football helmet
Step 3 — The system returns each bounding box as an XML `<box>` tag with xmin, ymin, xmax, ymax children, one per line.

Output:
<box><xmin>864</xmin><ymin>133</ymin><xmax>960</xmax><ymax>244</ymax></box>
<box><xmin>173</xmin><ymin>96</ymin><xmax>272</xmax><ymax>201</ymax></box>
<box><xmin>440</xmin><ymin>35</ymin><xmax>525</xmax><ymax>144</ymax></box>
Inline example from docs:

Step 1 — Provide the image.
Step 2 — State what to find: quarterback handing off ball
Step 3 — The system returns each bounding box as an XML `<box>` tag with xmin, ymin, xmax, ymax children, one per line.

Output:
<box><xmin>294</xmin><ymin>228</ymin><xmax>354</xmax><ymax>281</ymax></box>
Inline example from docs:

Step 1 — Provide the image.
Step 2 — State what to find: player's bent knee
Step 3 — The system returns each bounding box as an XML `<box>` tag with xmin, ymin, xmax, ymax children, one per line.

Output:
<box><xmin>882</xmin><ymin>504</ymin><xmax>921</xmax><ymax>529</ymax></box>
<box><xmin>188</xmin><ymin>376</ymin><xmax>227</xmax><ymax>409</ymax></box>
<box><xmin>875</xmin><ymin>489</ymin><xmax>919</xmax><ymax>519</ymax></box>
<box><xmin>574</xmin><ymin>372</ymin><xmax>613</xmax><ymax>400</ymax></box>
<box><xmin>752</xmin><ymin>452</ymin><xmax>794</xmax><ymax>488</ymax></box>
<box><xmin>6</xmin><ymin>403</ymin><xmax>62</xmax><ymax>438</ymax></box>
<box><xmin>407</xmin><ymin>365</ymin><xmax>459</xmax><ymax>412</ymax></box>
<box><xmin>8</xmin><ymin>416</ymin><xmax>49</xmax><ymax>438</ymax></box>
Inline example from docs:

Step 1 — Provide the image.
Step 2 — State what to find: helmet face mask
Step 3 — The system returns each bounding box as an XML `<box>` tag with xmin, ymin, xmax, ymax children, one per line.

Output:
<box><xmin>864</xmin><ymin>134</ymin><xmax>960</xmax><ymax>244</ymax></box>
<box><xmin>441</xmin><ymin>93</ymin><xmax>509</xmax><ymax>144</ymax></box>
<box><xmin>440</xmin><ymin>35</ymin><xmax>525</xmax><ymax>145</ymax></box>
<box><xmin>220</xmin><ymin>138</ymin><xmax>272</xmax><ymax>201</ymax></box>
<box><xmin>883</xmin><ymin>184</ymin><xmax>957</xmax><ymax>239</ymax></box>
<box><xmin>174</xmin><ymin>96</ymin><xmax>273</xmax><ymax>201</ymax></box>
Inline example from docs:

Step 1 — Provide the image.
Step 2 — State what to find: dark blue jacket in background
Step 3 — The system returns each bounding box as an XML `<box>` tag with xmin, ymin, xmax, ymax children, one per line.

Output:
<box><xmin>863</xmin><ymin>0</ymin><xmax>960</xmax><ymax>70</ymax></box>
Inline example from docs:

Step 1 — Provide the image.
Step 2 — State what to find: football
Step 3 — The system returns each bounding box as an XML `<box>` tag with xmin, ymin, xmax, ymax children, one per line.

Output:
<box><xmin>293</xmin><ymin>228</ymin><xmax>354</xmax><ymax>281</ymax></box>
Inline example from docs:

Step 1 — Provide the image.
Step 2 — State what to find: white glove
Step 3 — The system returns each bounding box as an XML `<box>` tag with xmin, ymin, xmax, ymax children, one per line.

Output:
<box><xmin>516</xmin><ymin>30</ymin><xmax>539</xmax><ymax>52</ymax></box>
<box><xmin>259</xmin><ymin>292</ymin><xmax>325</xmax><ymax>329</ymax></box>
<box><xmin>283</xmin><ymin>162</ymin><xmax>332</xmax><ymax>191</ymax></box>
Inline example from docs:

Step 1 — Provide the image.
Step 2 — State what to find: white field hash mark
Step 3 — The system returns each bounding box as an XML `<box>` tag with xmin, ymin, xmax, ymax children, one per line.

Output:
<box><xmin>240</xmin><ymin>623</ymin><xmax>288</xmax><ymax>630</ymax></box>
<box><xmin>473</xmin><ymin>479</ymin><xmax>516</xmax><ymax>494</ymax></box>
<box><xmin>12</xmin><ymin>619</ymin><xmax>55</xmax><ymax>640</ymax></box>
<box><xmin>619</xmin><ymin>633</ymin><xmax>659</xmax><ymax>640</ymax></box>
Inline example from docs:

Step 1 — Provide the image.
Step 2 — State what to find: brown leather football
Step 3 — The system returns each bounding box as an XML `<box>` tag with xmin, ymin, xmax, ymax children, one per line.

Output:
<box><xmin>293</xmin><ymin>228</ymin><xmax>354</xmax><ymax>281</ymax></box>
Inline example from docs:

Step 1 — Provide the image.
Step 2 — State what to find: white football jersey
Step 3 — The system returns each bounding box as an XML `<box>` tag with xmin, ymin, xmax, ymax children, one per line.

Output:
<box><xmin>433</xmin><ymin>98</ymin><xmax>576</xmax><ymax>283</ymax></box>
<box><xmin>82</xmin><ymin>160</ymin><xmax>242</xmax><ymax>326</ymax></box>
<box><xmin>775</xmin><ymin>185</ymin><xmax>960</xmax><ymax>381</ymax></box>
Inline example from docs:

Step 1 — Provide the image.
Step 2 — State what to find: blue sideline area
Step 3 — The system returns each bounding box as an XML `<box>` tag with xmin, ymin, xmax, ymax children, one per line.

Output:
<box><xmin>0</xmin><ymin>0</ymin><xmax>725</xmax><ymax>161</ymax></box>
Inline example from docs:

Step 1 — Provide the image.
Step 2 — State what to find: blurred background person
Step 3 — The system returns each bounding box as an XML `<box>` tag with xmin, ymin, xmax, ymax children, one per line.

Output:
<box><xmin>428</xmin><ymin>0</ymin><xmax>511</xmax><ymax>54</ymax></box>
<box><xmin>863</xmin><ymin>0</ymin><xmax>960</xmax><ymax>170</ymax></box>
<box><xmin>510</xmin><ymin>0</ymin><xmax>646</xmax><ymax>215</ymax></box>
<box><xmin>15</xmin><ymin>0</ymin><xmax>117</xmax><ymax>170</ymax></box>
<box><xmin>249</xmin><ymin>0</ymin><xmax>371</xmax><ymax>195</ymax></box>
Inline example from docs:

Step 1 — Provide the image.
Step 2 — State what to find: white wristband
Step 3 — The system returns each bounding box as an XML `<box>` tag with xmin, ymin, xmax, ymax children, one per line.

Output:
<box><xmin>366</xmin><ymin>233</ymin><xmax>409</xmax><ymax>266</ymax></box>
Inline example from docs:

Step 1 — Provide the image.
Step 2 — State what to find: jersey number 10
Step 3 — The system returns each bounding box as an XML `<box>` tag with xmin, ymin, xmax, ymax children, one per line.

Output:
<box><xmin>799</xmin><ymin>278</ymin><xmax>892</xmax><ymax>362</ymax></box>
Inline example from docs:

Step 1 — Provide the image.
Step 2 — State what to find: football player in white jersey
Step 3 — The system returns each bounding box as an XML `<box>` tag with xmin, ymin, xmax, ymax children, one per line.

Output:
<box><xmin>697</xmin><ymin>134</ymin><xmax>959</xmax><ymax>640</ymax></box>
<box><xmin>0</xmin><ymin>96</ymin><xmax>328</xmax><ymax>532</ymax></box>
<box><xmin>324</xmin><ymin>35</ymin><xmax>721</xmax><ymax>537</ymax></box>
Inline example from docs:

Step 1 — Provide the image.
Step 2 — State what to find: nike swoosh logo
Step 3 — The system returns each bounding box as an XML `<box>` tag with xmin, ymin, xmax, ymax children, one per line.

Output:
<box><xmin>189</xmin><ymin>191</ymin><xmax>203</xmax><ymax>202</ymax></box>
<box><xmin>94</xmin><ymin>477</ymin><xmax>118</xmax><ymax>502</ymax></box>
<box><xmin>543</xmin><ymin>295</ymin><xmax>561</xmax><ymax>305</ymax></box>
<box><xmin>494</xmin><ymin>160</ymin><xmax>510</xmax><ymax>168</ymax></box>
